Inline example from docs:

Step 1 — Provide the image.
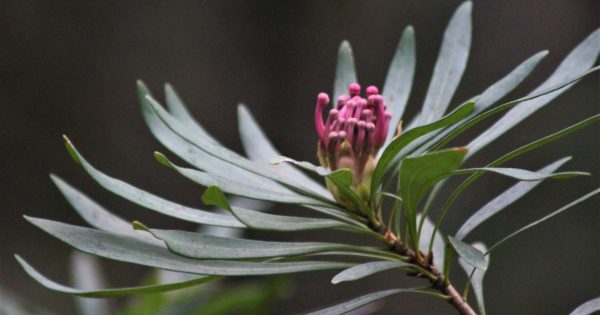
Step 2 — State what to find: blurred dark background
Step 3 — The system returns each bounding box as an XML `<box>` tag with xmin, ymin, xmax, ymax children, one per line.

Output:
<box><xmin>1</xmin><ymin>0</ymin><xmax>598</xmax><ymax>314</ymax></box>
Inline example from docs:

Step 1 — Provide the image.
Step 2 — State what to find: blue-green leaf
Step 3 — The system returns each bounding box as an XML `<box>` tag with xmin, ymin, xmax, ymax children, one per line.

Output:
<box><xmin>24</xmin><ymin>217</ymin><xmax>352</xmax><ymax>276</ymax></box>
<box><xmin>455</xmin><ymin>157</ymin><xmax>571</xmax><ymax>240</ymax></box>
<box><xmin>488</xmin><ymin>188</ymin><xmax>600</xmax><ymax>252</ymax></box>
<box><xmin>458</xmin><ymin>242</ymin><xmax>489</xmax><ymax>315</ymax></box>
<box><xmin>229</xmin><ymin>206</ymin><xmax>352</xmax><ymax>231</ymax></box>
<box><xmin>62</xmin><ymin>136</ymin><xmax>243</xmax><ymax>228</ymax></box>
<box><xmin>70</xmin><ymin>252</ymin><xmax>111</xmax><ymax>315</ymax></box>
<box><xmin>333</xmin><ymin>41</ymin><xmax>358</xmax><ymax>100</ymax></box>
<box><xmin>16</xmin><ymin>255</ymin><xmax>215</xmax><ymax>297</ymax></box>
<box><xmin>467</xmin><ymin>29</ymin><xmax>600</xmax><ymax>156</ymax></box>
<box><xmin>416</xmin><ymin>1</ymin><xmax>472</xmax><ymax>125</ymax></box>
<box><xmin>164</xmin><ymin>83</ymin><xmax>217</xmax><ymax>144</ymax></box>
<box><xmin>453</xmin><ymin>167</ymin><xmax>588</xmax><ymax>181</ymax></box>
<box><xmin>448</xmin><ymin>236</ymin><xmax>487</xmax><ymax>270</ymax></box>
<box><xmin>331</xmin><ymin>261</ymin><xmax>418</xmax><ymax>284</ymax></box>
<box><xmin>569</xmin><ymin>297</ymin><xmax>600</xmax><ymax>315</ymax></box>
<box><xmin>382</xmin><ymin>26</ymin><xmax>416</xmax><ymax>146</ymax></box>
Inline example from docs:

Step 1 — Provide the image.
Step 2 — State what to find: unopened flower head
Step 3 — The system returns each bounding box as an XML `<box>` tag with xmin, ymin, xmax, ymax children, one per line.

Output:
<box><xmin>314</xmin><ymin>83</ymin><xmax>392</xmax><ymax>205</ymax></box>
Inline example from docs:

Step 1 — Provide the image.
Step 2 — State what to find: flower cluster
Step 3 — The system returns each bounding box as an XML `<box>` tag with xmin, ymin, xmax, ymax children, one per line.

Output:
<box><xmin>314</xmin><ymin>83</ymin><xmax>392</xmax><ymax>206</ymax></box>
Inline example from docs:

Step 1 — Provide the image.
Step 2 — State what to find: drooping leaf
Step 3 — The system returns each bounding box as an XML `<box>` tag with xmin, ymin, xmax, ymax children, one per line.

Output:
<box><xmin>415</xmin><ymin>1</ymin><xmax>472</xmax><ymax>126</ymax></box>
<box><xmin>51</xmin><ymin>174</ymin><xmax>162</xmax><ymax>245</ymax></box>
<box><xmin>304</xmin><ymin>288</ymin><xmax>443</xmax><ymax>315</ymax></box>
<box><xmin>333</xmin><ymin>41</ymin><xmax>358</xmax><ymax>100</ymax></box>
<box><xmin>382</xmin><ymin>25</ymin><xmax>416</xmax><ymax>147</ymax></box>
<box><xmin>467</xmin><ymin>29</ymin><xmax>600</xmax><ymax>156</ymax></box>
<box><xmin>23</xmin><ymin>217</ymin><xmax>352</xmax><ymax>276</ymax></box>
<box><xmin>70</xmin><ymin>252</ymin><xmax>111</xmax><ymax>315</ymax></box>
<box><xmin>371</xmin><ymin>100</ymin><xmax>475</xmax><ymax>197</ymax></box>
<box><xmin>331</xmin><ymin>261</ymin><xmax>418</xmax><ymax>284</ymax></box>
<box><xmin>134</xmin><ymin>222</ymin><xmax>382</xmax><ymax>260</ymax></box>
<box><xmin>16</xmin><ymin>255</ymin><xmax>216</xmax><ymax>297</ymax></box>
<box><xmin>488</xmin><ymin>188</ymin><xmax>600</xmax><ymax>252</ymax></box>
<box><xmin>455</xmin><ymin>157</ymin><xmax>571</xmax><ymax>240</ymax></box>
<box><xmin>237</xmin><ymin>104</ymin><xmax>329</xmax><ymax>196</ymax></box>
<box><xmin>62</xmin><ymin>136</ymin><xmax>244</xmax><ymax>228</ymax></box>
<box><xmin>164</xmin><ymin>83</ymin><xmax>217</xmax><ymax>144</ymax></box>
<box><xmin>448</xmin><ymin>236</ymin><xmax>487</xmax><ymax>271</ymax></box>
<box><xmin>400</xmin><ymin>148</ymin><xmax>468</xmax><ymax>249</ymax></box>
<box><xmin>154</xmin><ymin>152</ymin><xmax>321</xmax><ymax>205</ymax></box>
<box><xmin>458</xmin><ymin>242</ymin><xmax>489</xmax><ymax>315</ymax></box>
<box><xmin>569</xmin><ymin>297</ymin><xmax>600</xmax><ymax>315</ymax></box>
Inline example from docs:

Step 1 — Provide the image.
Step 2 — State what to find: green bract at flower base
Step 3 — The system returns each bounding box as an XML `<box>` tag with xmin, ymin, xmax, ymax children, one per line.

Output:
<box><xmin>17</xmin><ymin>1</ymin><xmax>600</xmax><ymax>315</ymax></box>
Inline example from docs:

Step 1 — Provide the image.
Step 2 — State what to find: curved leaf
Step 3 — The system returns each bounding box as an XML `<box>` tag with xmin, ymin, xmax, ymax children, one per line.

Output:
<box><xmin>62</xmin><ymin>136</ymin><xmax>244</xmax><ymax>228</ymax></box>
<box><xmin>24</xmin><ymin>217</ymin><xmax>352</xmax><ymax>276</ymax></box>
<box><xmin>16</xmin><ymin>255</ymin><xmax>215</xmax><ymax>297</ymax></box>
<box><xmin>333</xmin><ymin>41</ymin><xmax>358</xmax><ymax>100</ymax></box>
<box><xmin>416</xmin><ymin>1</ymin><xmax>472</xmax><ymax>126</ymax></box>
<box><xmin>458</xmin><ymin>242</ymin><xmax>489</xmax><ymax>315</ymax></box>
<box><xmin>455</xmin><ymin>157</ymin><xmax>571</xmax><ymax>240</ymax></box>
<box><xmin>448</xmin><ymin>236</ymin><xmax>487</xmax><ymax>270</ymax></box>
<box><xmin>569</xmin><ymin>297</ymin><xmax>600</xmax><ymax>315</ymax></box>
<box><xmin>382</xmin><ymin>26</ymin><xmax>416</xmax><ymax>146</ymax></box>
<box><xmin>331</xmin><ymin>261</ymin><xmax>417</xmax><ymax>284</ymax></box>
<box><xmin>467</xmin><ymin>28</ymin><xmax>600</xmax><ymax>156</ymax></box>
<box><xmin>70</xmin><ymin>252</ymin><xmax>111</xmax><ymax>315</ymax></box>
<box><xmin>230</xmin><ymin>206</ymin><xmax>352</xmax><ymax>231</ymax></box>
<box><xmin>453</xmin><ymin>167</ymin><xmax>588</xmax><ymax>181</ymax></box>
<box><xmin>164</xmin><ymin>83</ymin><xmax>217</xmax><ymax>144</ymax></box>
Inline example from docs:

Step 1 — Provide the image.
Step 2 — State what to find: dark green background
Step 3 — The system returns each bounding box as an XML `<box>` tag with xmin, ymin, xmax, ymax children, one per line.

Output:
<box><xmin>1</xmin><ymin>0</ymin><xmax>598</xmax><ymax>314</ymax></box>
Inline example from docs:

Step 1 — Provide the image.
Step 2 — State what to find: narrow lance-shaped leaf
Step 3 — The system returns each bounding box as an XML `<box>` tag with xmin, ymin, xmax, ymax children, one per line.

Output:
<box><xmin>304</xmin><ymin>288</ymin><xmax>445</xmax><ymax>315</ymax></box>
<box><xmin>381</xmin><ymin>25</ymin><xmax>416</xmax><ymax>148</ymax></box>
<box><xmin>16</xmin><ymin>255</ymin><xmax>216</xmax><ymax>298</ymax></box>
<box><xmin>237</xmin><ymin>104</ymin><xmax>329</xmax><ymax>195</ymax></box>
<box><xmin>333</xmin><ymin>41</ymin><xmax>358</xmax><ymax>100</ymax></box>
<box><xmin>331</xmin><ymin>261</ymin><xmax>419</xmax><ymax>284</ymax></box>
<box><xmin>448</xmin><ymin>236</ymin><xmax>487</xmax><ymax>271</ymax></box>
<box><xmin>164</xmin><ymin>83</ymin><xmax>218</xmax><ymax>144</ymax></box>
<box><xmin>134</xmin><ymin>222</ymin><xmax>383</xmax><ymax>260</ymax></box>
<box><xmin>458</xmin><ymin>242</ymin><xmax>489</xmax><ymax>315</ymax></box>
<box><xmin>455</xmin><ymin>157</ymin><xmax>572</xmax><ymax>240</ymax></box>
<box><xmin>70</xmin><ymin>252</ymin><xmax>111</xmax><ymax>315</ymax></box>
<box><xmin>487</xmin><ymin>188</ymin><xmax>600</xmax><ymax>253</ymax></box>
<box><xmin>154</xmin><ymin>152</ymin><xmax>321</xmax><ymax>205</ymax></box>
<box><xmin>62</xmin><ymin>136</ymin><xmax>244</xmax><ymax>228</ymax></box>
<box><xmin>452</xmin><ymin>167</ymin><xmax>588</xmax><ymax>181</ymax></box>
<box><xmin>23</xmin><ymin>217</ymin><xmax>352</xmax><ymax>276</ymax></box>
<box><xmin>400</xmin><ymin>148</ymin><xmax>468</xmax><ymax>250</ymax></box>
<box><xmin>569</xmin><ymin>297</ymin><xmax>600</xmax><ymax>315</ymax></box>
<box><xmin>414</xmin><ymin>1</ymin><xmax>472</xmax><ymax>126</ymax></box>
<box><xmin>467</xmin><ymin>28</ymin><xmax>600</xmax><ymax>157</ymax></box>
<box><xmin>51</xmin><ymin>174</ymin><xmax>162</xmax><ymax>245</ymax></box>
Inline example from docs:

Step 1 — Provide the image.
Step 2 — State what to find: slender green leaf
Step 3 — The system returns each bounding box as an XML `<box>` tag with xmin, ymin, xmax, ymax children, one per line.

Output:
<box><xmin>488</xmin><ymin>188</ymin><xmax>600</xmax><ymax>252</ymax></box>
<box><xmin>134</xmin><ymin>222</ymin><xmax>380</xmax><ymax>260</ymax></box>
<box><xmin>62</xmin><ymin>136</ymin><xmax>244</xmax><ymax>228</ymax></box>
<box><xmin>448</xmin><ymin>236</ymin><xmax>487</xmax><ymax>270</ymax></box>
<box><xmin>467</xmin><ymin>29</ymin><xmax>600</xmax><ymax>156</ymax></box>
<box><xmin>70</xmin><ymin>252</ymin><xmax>111</xmax><ymax>315</ymax></box>
<box><xmin>453</xmin><ymin>167</ymin><xmax>588</xmax><ymax>181</ymax></box>
<box><xmin>230</xmin><ymin>206</ymin><xmax>352</xmax><ymax>231</ymax></box>
<box><xmin>371</xmin><ymin>100</ymin><xmax>475</xmax><ymax>197</ymax></box>
<box><xmin>458</xmin><ymin>242</ymin><xmax>488</xmax><ymax>315</ymax></box>
<box><xmin>400</xmin><ymin>148</ymin><xmax>468</xmax><ymax>250</ymax></box>
<box><xmin>51</xmin><ymin>174</ymin><xmax>162</xmax><ymax>245</ymax></box>
<box><xmin>331</xmin><ymin>261</ymin><xmax>418</xmax><ymax>284</ymax></box>
<box><xmin>382</xmin><ymin>26</ymin><xmax>416</xmax><ymax>147</ymax></box>
<box><xmin>154</xmin><ymin>152</ymin><xmax>320</xmax><ymax>205</ymax></box>
<box><xmin>569</xmin><ymin>297</ymin><xmax>600</xmax><ymax>315</ymax></box>
<box><xmin>237</xmin><ymin>104</ymin><xmax>329</xmax><ymax>195</ymax></box>
<box><xmin>455</xmin><ymin>157</ymin><xmax>571</xmax><ymax>240</ymax></box>
<box><xmin>304</xmin><ymin>288</ymin><xmax>445</xmax><ymax>315</ymax></box>
<box><xmin>143</xmin><ymin>94</ymin><xmax>333</xmax><ymax>202</ymax></box>
<box><xmin>24</xmin><ymin>217</ymin><xmax>352</xmax><ymax>275</ymax></box>
<box><xmin>16</xmin><ymin>255</ymin><xmax>215</xmax><ymax>297</ymax></box>
<box><xmin>416</xmin><ymin>1</ymin><xmax>472</xmax><ymax>125</ymax></box>
<box><xmin>333</xmin><ymin>41</ymin><xmax>358</xmax><ymax>100</ymax></box>
<box><xmin>164</xmin><ymin>83</ymin><xmax>217</xmax><ymax>144</ymax></box>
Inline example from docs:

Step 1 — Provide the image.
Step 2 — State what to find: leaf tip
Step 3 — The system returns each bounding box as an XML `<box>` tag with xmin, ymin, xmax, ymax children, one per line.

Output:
<box><xmin>153</xmin><ymin>151</ymin><xmax>172</xmax><ymax>168</ymax></box>
<box><xmin>62</xmin><ymin>135</ymin><xmax>81</xmax><ymax>165</ymax></box>
<box><xmin>201</xmin><ymin>186</ymin><xmax>231</xmax><ymax>210</ymax></box>
<box><xmin>132</xmin><ymin>220</ymin><xmax>150</xmax><ymax>232</ymax></box>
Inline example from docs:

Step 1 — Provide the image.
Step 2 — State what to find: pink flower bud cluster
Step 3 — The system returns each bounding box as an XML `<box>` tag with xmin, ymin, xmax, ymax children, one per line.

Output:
<box><xmin>314</xmin><ymin>83</ymin><xmax>391</xmax><ymax>173</ymax></box>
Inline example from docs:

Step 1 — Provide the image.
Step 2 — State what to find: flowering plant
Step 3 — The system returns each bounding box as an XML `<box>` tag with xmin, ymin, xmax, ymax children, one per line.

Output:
<box><xmin>16</xmin><ymin>2</ymin><xmax>600</xmax><ymax>314</ymax></box>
